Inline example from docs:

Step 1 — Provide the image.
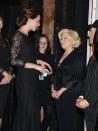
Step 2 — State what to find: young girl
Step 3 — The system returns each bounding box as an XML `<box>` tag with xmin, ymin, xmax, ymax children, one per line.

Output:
<box><xmin>36</xmin><ymin>34</ymin><xmax>54</xmax><ymax>131</ymax></box>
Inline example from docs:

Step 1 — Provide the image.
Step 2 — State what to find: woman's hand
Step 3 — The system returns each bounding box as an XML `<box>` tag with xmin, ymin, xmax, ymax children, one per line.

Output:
<box><xmin>51</xmin><ymin>85</ymin><xmax>67</xmax><ymax>99</ymax></box>
<box><xmin>0</xmin><ymin>77</ymin><xmax>8</xmax><ymax>85</ymax></box>
<box><xmin>37</xmin><ymin>60</ymin><xmax>52</xmax><ymax>73</ymax></box>
<box><xmin>51</xmin><ymin>84</ymin><xmax>58</xmax><ymax>99</ymax></box>
<box><xmin>76</xmin><ymin>98</ymin><xmax>89</xmax><ymax>109</ymax></box>
<box><xmin>35</xmin><ymin>65</ymin><xmax>45</xmax><ymax>73</ymax></box>
<box><xmin>45</xmin><ymin>69</ymin><xmax>53</xmax><ymax>75</ymax></box>
<box><xmin>0</xmin><ymin>71</ymin><xmax>13</xmax><ymax>85</ymax></box>
<box><xmin>55</xmin><ymin>88</ymin><xmax>67</xmax><ymax>99</ymax></box>
<box><xmin>51</xmin><ymin>89</ymin><xmax>58</xmax><ymax>99</ymax></box>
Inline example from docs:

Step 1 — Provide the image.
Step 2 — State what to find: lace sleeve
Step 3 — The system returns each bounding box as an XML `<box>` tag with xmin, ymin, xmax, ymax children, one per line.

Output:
<box><xmin>10</xmin><ymin>32</ymin><xmax>25</xmax><ymax>68</ymax></box>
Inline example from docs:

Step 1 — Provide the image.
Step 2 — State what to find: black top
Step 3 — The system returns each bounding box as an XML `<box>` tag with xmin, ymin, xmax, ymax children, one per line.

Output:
<box><xmin>0</xmin><ymin>40</ymin><xmax>10</xmax><ymax>82</ymax></box>
<box><xmin>36</xmin><ymin>51</ymin><xmax>54</xmax><ymax>105</ymax></box>
<box><xmin>52</xmin><ymin>47</ymin><xmax>86</xmax><ymax>91</ymax></box>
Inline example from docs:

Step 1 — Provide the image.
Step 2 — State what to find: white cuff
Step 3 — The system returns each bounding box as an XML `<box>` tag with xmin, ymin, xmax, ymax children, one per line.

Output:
<box><xmin>79</xmin><ymin>96</ymin><xmax>84</xmax><ymax>99</ymax></box>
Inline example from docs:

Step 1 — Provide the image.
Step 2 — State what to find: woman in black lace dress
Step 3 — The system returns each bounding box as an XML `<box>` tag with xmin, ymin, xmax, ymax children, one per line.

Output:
<box><xmin>10</xmin><ymin>8</ymin><xmax>52</xmax><ymax>131</ymax></box>
<box><xmin>0</xmin><ymin>16</ymin><xmax>12</xmax><ymax>128</ymax></box>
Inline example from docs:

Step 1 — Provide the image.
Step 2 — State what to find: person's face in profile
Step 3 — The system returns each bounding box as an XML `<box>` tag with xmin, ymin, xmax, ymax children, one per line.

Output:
<box><xmin>59</xmin><ymin>33</ymin><xmax>73</xmax><ymax>51</ymax></box>
<box><xmin>39</xmin><ymin>37</ymin><xmax>48</xmax><ymax>54</ymax></box>
<box><xmin>88</xmin><ymin>27</ymin><xmax>96</xmax><ymax>44</ymax></box>
<box><xmin>28</xmin><ymin>15</ymin><xmax>40</xmax><ymax>32</ymax></box>
<box><xmin>0</xmin><ymin>18</ymin><xmax>3</xmax><ymax>30</ymax></box>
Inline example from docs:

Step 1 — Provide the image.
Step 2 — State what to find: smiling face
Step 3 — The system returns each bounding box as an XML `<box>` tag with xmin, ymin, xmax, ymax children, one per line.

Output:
<box><xmin>88</xmin><ymin>27</ymin><xmax>96</xmax><ymax>44</ymax></box>
<box><xmin>39</xmin><ymin>37</ymin><xmax>48</xmax><ymax>54</ymax></box>
<box><xmin>59</xmin><ymin>33</ymin><xmax>73</xmax><ymax>51</ymax></box>
<box><xmin>28</xmin><ymin>15</ymin><xmax>40</xmax><ymax>32</ymax></box>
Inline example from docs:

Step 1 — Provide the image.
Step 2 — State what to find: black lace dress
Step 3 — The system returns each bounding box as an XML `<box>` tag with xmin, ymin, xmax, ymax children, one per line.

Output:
<box><xmin>11</xmin><ymin>31</ymin><xmax>41</xmax><ymax>131</ymax></box>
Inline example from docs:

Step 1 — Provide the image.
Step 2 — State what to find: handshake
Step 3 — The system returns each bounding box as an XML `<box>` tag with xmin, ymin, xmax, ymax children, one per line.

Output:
<box><xmin>76</xmin><ymin>96</ymin><xmax>89</xmax><ymax>109</ymax></box>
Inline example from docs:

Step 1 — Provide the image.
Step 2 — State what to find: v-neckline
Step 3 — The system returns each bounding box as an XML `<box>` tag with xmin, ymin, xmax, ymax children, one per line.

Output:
<box><xmin>58</xmin><ymin>49</ymin><xmax>76</xmax><ymax>66</ymax></box>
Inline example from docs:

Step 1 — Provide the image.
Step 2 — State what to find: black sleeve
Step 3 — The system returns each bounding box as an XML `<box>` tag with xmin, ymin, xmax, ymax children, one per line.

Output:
<box><xmin>62</xmin><ymin>54</ymin><xmax>85</xmax><ymax>89</ymax></box>
<box><xmin>84</xmin><ymin>59</ymin><xmax>98</xmax><ymax>106</ymax></box>
<box><xmin>10</xmin><ymin>32</ymin><xmax>25</xmax><ymax>68</ymax></box>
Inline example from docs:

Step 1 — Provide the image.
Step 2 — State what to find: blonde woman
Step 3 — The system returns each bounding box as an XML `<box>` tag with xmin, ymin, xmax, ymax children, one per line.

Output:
<box><xmin>51</xmin><ymin>29</ymin><xmax>85</xmax><ymax>131</ymax></box>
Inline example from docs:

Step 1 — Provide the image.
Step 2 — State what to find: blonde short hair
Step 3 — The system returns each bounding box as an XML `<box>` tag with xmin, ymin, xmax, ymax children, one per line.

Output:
<box><xmin>58</xmin><ymin>29</ymin><xmax>81</xmax><ymax>48</ymax></box>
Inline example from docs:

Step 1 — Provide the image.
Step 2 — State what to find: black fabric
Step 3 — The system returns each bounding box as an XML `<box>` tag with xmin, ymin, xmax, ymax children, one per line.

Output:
<box><xmin>56</xmin><ymin>91</ymin><xmax>84</xmax><ymax>131</ymax></box>
<box><xmin>0</xmin><ymin>42</ymin><xmax>11</xmax><ymax>117</ymax></box>
<box><xmin>10</xmin><ymin>31</ymin><xmax>41</xmax><ymax>131</ymax></box>
<box><xmin>0</xmin><ymin>37</ymin><xmax>11</xmax><ymax>131</ymax></box>
<box><xmin>52</xmin><ymin>47</ymin><xmax>85</xmax><ymax>91</ymax></box>
<box><xmin>0</xmin><ymin>84</ymin><xmax>10</xmax><ymax>118</ymax></box>
<box><xmin>35</xmin><ymin>51</ymin><xmax>54</xmax><ymax>105</ymax></box>
<box><xmin>52</xmin><ymin>47</ymin><xmax>85</xmax><ymax>131</ymax></box>
<box><xmin>0</xmin><ymin>44</ymin><xmax>10</xmax><ymax>73</ymax></box>
<box><xmin>35</xmin><ymin>51</ymin><xmax>55</xmax><ymax>130</ymax></box>
<box><xmin>41</xmin><ymin>105</ymin><xmax>53</xmax><ymax>131</ymax></box>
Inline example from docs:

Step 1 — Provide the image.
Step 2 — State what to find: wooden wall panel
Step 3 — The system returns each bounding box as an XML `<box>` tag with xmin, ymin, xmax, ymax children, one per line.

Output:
<box><xmin>42</xmin><ymin>0</ymin><xmax>55</xmax><ymax>49</ymax></box>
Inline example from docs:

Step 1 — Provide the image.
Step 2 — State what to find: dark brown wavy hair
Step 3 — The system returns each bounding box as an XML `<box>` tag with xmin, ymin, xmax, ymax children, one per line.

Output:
<box><xmin>16</xmin><ymin>7</ymin><xmax>40</xmax><ymax>28</ymax></box>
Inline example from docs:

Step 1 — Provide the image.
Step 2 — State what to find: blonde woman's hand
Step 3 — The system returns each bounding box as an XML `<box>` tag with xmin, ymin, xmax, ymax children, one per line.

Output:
<box><xmin>45</xmin><ymin>69</ymin><xmax>53</xmax><ymax>75</ymax></box>
<box><xmin>35</xmin><ymin>65</ymin><xmax>45</xmax><ymax>73</ymax></box>
<box><xmin>51</xmin><ymin>84</ymin><xmax>58</xmax><ymax>99</ymax></box>
<box><xmin>55</xmin><ymin>88</ymin><xmax>67</xmax><ymax>99</ymax></box>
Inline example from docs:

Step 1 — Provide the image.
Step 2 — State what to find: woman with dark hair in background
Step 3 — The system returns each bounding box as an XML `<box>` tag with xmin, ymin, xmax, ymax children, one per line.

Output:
<box><xmin>10</xmin><ymin>8</ymin><xmax>52</xmax><ymax>131</ymax></box>
<box><xmin>35</xmin><ymin>34</ymin><xmax>54</xmax><ymax>131</ymax></box>
<box><xmin>0</xmin><ymin>16</ymin><xmax>12</xmax><ymax>129</ymax></box>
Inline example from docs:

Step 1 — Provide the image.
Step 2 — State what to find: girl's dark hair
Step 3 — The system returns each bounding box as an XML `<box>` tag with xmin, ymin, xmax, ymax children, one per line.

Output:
<box><xmin>36</xmin><ymin>34</ymin><xmax>51</xmax><ymax>54</ymax></box>
<box><xmin>16</xmin><ymin>7</ymin><xmax>40</xmax><ymax>28</ymax></box>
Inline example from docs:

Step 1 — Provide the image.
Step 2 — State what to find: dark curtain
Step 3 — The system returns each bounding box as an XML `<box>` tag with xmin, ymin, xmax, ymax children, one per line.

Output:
<box><xmin>73</xmin><ymin>0</ymin><xmax>89</xmax><ymax>62</ymax></box>
<box><xmin>53</xmin><ymin>0</ymin><xmax>89</xmax><ymax>63</ymax></box>
<box><xmin>53</xmin><ymin>0</ymin><xmax>76</xmax><ymax>60</ymax></box>
<box><xmin>0</xmin><ymin>6</ymin><xmax>22</xmax><ymax>43</ymax></box>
